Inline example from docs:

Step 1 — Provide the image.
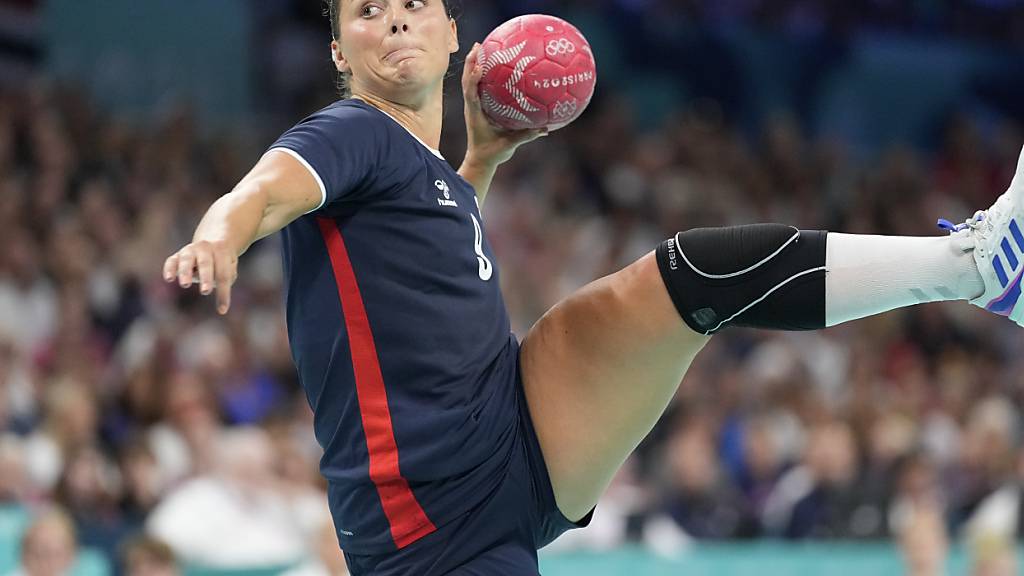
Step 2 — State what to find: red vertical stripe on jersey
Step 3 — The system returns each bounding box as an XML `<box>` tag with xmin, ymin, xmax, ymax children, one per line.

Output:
<box><xmin>317</xmin><ymin>218</ymin><xmax>436</xmax><ymax>549</ymax></box>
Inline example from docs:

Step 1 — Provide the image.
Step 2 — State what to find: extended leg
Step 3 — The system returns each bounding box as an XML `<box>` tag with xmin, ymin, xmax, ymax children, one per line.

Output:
<box><xmin>522</xmin><ymin>146</ymin><xmax>1022</xmax><ymax>526</ymax></box>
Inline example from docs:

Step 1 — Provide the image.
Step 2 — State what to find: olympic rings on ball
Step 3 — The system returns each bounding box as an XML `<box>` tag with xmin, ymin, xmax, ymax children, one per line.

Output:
<box><xmin>545</xmin><ymin>38</ymin><xmax>576</xmax><ymax>56</ymax></box>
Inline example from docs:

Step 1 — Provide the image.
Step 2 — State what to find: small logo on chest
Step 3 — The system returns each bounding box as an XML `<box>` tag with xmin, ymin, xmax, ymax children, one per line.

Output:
<box><xmin>435</xmin><ymin>179</ymin><xmax>458</xmax><ymax>208</ymax></box>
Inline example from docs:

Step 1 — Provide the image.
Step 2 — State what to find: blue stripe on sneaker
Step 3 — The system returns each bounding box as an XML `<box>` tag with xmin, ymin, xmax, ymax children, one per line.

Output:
<box><xmin>994</xmin><ymin>255</ymin><xmax>1009</xmax><ymax>288</ymax></box>
<box><xmin>1011</xmin><ymin>219</ymin><xmax>1024</xmax><ymax>252</ymax></box>
<box><xmin>1002</xmin><ymin>238</ymin><xmax>1019</xmax><ymax>271</ymax></box>
<box><xmin>987</xmin><ymin>269</ymin><xmax>1024</xmax><ymax>317</ymax></box>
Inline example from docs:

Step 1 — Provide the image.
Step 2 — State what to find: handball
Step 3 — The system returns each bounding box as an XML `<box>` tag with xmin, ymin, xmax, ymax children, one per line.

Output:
<box><xmin>477</xmin><ymin>14</ymin><xmax>597</xmax><ymax>131</ymax></box>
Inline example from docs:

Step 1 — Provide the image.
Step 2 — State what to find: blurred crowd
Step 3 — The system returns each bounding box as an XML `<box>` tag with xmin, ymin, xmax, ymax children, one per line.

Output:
<box><xmin>2</xmin><ymin>4</ymin><xmax>1024</xmax><ymax>576</ymax></box>
<box><xmin>0</xmin><ymin>82</ymin><xmax>344</xmax><ymax>575</ymax></box>
<box><xmin>487</xmin><ymin>0</ymin><xmax>1024</xmax><ymax>43</ymax></box>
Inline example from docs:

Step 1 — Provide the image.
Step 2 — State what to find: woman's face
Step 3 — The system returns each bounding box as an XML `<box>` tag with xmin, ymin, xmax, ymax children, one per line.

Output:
<box><xmin>334</xmin><ymin>0</ymin><xmax>458</xmax><ymax>102</ymax></box>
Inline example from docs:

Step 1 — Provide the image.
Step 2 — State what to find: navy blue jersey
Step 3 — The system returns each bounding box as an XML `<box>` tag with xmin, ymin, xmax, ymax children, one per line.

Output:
<box><xmin>269</xmin><ymin>100</ymin><xmax>520</xmax><ymax>554</ymax></box>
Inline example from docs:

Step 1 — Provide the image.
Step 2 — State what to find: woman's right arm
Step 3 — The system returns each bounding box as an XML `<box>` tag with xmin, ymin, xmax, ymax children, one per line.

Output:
<box><xmin>162</xmin><ymin>149</ymin><xmax>322</xmax><ymax>315</ymax></box>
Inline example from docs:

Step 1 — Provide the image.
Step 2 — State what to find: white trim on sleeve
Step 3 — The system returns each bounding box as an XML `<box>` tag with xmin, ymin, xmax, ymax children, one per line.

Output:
<box><xmin>268</xmin><ymin>147</ymin><xmax>327</xmax><ymax>213</ymax></box>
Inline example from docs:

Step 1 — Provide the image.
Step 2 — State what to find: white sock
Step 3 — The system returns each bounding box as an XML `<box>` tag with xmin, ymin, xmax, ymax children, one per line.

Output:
<box><xmin>825</xmin><ymin>233</ymin><xmax>985</xmax><ymax>327</ymax></box>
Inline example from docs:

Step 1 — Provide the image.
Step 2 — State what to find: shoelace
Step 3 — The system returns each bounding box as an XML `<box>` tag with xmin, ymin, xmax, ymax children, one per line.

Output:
<box><xmin>938</xmin><ymin>211</ymin><xmax>987</xmax><ymax>234</ymax></box>
<box><xmin>938</xmin><ymin>190</ymin><xmax>1014</xmax><ymax>241</ymax></box>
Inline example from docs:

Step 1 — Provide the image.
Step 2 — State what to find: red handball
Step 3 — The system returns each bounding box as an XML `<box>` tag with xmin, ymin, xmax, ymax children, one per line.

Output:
<box><xmin>477</xmin><ymin>14</ymin><xmax>597</xmax><ymax>131</ymax></box>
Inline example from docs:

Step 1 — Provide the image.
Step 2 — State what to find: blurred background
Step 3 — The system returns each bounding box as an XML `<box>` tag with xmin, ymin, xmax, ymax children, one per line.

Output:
<box><xmin>1</xmin><ymin>0</ymin><xmax>1024</xmax><ymax>575</ymax></box>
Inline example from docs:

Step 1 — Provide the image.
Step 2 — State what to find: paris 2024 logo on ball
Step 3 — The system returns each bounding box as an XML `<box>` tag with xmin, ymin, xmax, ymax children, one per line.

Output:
<box><xmin>477</xmin><ymin>14</ymin><xmax>597</xmax><ymax>132</ymax></box>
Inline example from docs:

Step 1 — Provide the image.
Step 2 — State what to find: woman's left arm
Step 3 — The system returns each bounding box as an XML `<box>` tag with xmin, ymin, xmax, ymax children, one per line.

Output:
<box><xmin>458</xmin><ymin>43</ymin><xmax>546</xmax><ymax>204</ymax></box>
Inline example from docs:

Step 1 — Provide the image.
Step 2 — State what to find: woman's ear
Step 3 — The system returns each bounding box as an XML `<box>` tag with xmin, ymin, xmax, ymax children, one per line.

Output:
<box><xmin>448</xmin><ymin>18</ymin><xmax>459</xmax><ymax>54</ymax></box>
<box><xmin>331</xmin><ymin>40</ymin><xmax>351</xmax><ymax>73</ymax></box>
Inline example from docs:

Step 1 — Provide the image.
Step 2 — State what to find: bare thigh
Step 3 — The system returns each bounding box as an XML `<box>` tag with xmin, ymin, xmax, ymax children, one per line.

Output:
<box><xmin>520</xmin><ymin>252</ymin><xmax>710</xmax><ymax>521</ymax></box>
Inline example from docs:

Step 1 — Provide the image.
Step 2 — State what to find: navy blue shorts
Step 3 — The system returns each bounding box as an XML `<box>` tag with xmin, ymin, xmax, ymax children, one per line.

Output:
<box><xmin>342</xmin><ymin>363</ymin><xmax>591</xmax><ymax>575</ymax></box>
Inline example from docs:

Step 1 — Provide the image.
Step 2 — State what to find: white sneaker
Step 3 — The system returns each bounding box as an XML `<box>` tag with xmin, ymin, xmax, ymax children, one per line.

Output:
<box><xmin>940</xmin><ymin>146</ymin><xmax>1024</xmax><ymax>325</ymax></box>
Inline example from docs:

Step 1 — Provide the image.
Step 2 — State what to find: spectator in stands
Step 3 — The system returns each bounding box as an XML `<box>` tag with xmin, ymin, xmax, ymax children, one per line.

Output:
<box><xmin>146</xmin><ymin>427</ymin><xmax>325</xmax><ymax>570</ymax></box>
<box><xmin>8</xmin><ymin>508</ymin><xmax>78</xmax><ymax>576</ymax></box>
<box><xmin>55</xmin><ymin>446</ymin><xmax>128</xmax><ymax>564</ymax></box>
<box><xmin>735</xmin><ymin>414</ymin><xmax>788</xmax><ymax>528</ymax></box>
<box><xmin>118</xmin><ymin>441</ymin><xmax>165</xmax><ymax>536</ymax></box>
<box><xmin>896</xmin><ymin>490</ymin><xmax>948</xmax><ymax>576</ymax></box>
<box><xmin>663</xmin><ymin>418</ymin><xmax>752</xmax><ymax>539</ymax></box>
<box><xmin>22</xmin><ymin>380</ymin><xmax>99</xmax><ymax>495</ymax></box>
<box><xmin>763</xmin><ymin>421</ymin><xmax>864</xmax><ymax>538</ymax></box>
<box><xmin>121</xmin><ymin>536</ymin><xmax>180</xmax><ymax>576</ymax></box>
<box><xmin>0</xmin><ymin>435</ymin><xmax>28</xmax><ymax>505</ymax></box>
<box><xmin>147</xmin><ymin>371</ymin><xmax>221</xmax><ymax>483</ymax></box>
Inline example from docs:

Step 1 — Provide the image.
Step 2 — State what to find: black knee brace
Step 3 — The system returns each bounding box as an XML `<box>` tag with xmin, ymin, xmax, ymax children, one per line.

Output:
<box><xmin>656</xmin><ymin>224</ymin><xmax>828</xmax><ymax>335</ymax></box>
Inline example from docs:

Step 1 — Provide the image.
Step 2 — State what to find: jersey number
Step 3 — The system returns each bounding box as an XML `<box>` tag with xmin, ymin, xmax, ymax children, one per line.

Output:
<box><xmin>471</xmin><ymin>214</ymin><xmax>493</xmax><ymax>281</ymax></box>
